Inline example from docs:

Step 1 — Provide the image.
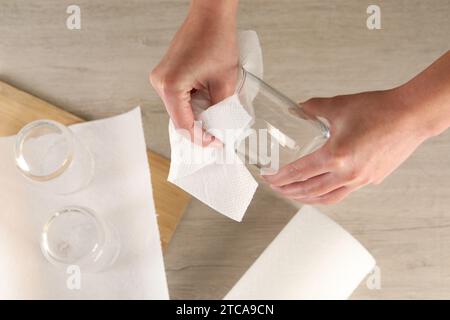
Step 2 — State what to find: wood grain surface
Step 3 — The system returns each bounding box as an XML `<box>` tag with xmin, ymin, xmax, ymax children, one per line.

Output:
<box><xmin>0</xmin><ymin>0</ymin><xmax>449</xmax><ymax>299</ymax></box>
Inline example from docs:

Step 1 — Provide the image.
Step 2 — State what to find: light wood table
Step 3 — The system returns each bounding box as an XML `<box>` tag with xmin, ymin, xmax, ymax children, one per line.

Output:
<box><xmin>1</xmin><ymin>0</ymin><xmax>449</xmax><ymax>299</ymax></box>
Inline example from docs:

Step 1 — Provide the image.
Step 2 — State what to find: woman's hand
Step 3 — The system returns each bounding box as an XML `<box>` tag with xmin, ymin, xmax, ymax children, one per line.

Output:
<box><xmin>263</xmin><ymin>89</ymin><xmax>427</xmax><ymax>204</ymax></box>
<box><xmin>263</xmin><ymin>51</ymin><xmax>450</xmax><ymax>204</ymax></box>
<box><xmin>150</xmin><ymin>0</ymin><xmax>239</xmax><ymax>146</ymax></box>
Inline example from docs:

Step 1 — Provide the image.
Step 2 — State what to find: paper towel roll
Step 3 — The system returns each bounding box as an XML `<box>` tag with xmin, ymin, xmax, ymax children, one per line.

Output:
<box><xmin>224</xmin><ymin>205</ymin><xmax>375</xmax><ymax>300</ymax></box>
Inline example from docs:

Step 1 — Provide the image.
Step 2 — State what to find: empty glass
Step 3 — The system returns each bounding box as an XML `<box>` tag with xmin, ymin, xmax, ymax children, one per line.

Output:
<box><xmin>14</xmin><ymin>120</ymin><xmax>94</xmax><ymax>194</ymax></box>
<box><xmin>234</xmin><ymin>67</ymin><xmax>330</xmax><ymax>174</ymax></box>
<box><xmin>40</xmin><ymin>206</ymin><xmax>121</xmax><ymax>273</ymax></box>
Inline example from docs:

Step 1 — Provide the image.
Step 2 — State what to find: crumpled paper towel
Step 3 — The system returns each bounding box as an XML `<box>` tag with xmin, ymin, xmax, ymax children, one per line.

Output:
<box><xmin>224</xmin><ymin>205</ymin><xmax>376</xmax><ymax>300</ymax></box>
<box><xmin>167</xmin><ymin>31</ymin><xmax>263</xmax><ymax>222</ymax></box>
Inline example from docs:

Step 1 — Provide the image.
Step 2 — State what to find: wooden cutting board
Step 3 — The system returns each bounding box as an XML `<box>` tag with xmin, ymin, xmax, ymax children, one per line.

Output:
<box><xmin>0</xmin><ymin>81</ymin><xmax>190</xmax><ymax>251</ymax></box>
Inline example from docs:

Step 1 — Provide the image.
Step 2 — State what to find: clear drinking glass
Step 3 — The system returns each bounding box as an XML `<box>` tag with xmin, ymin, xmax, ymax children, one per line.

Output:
<box><xmin>234</xmin><ymin>67</ymin><xmax>330</xmax><ymax>174</ymax></box>
<box><xmin>14</xmin><ymin>120</ymin><xmax>94</xmax><ymax>194</ymax></box>
<box><xmin>40</xmin><ymin>206</ymin><xmax>121</xmax><ymax>273</ymax></box>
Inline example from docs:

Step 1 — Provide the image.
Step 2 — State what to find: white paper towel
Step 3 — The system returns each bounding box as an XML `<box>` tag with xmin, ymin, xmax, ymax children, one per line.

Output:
<box><xmin>224</xmin><ymin>205</ymin><xmax>376</xmax><ymax>300</ymax></box>
<box><xmin>167</xmin><ymin>31</ymin><xmax>262</xmax><ymax>222</ymax></box>
<box><xmin>0</xmin><ymin>108</ymin><xmax>169</xmax><ymax>299</ymax></box>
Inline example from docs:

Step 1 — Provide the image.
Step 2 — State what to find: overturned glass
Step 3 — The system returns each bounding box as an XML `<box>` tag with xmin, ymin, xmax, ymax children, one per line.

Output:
<box><xmin>234</xmin><ymin>67</ymin><xmax>330</xmax><ymax>174</ymax></box>
<box><xmin>40</xmin><ymin>206</ymin><xmax>121</xmax><ymax>273</ymax></box>
<box><xmin>14</xmin><ymin>120</ymin><xmax>94</xmax><ymax>194</ymax></box>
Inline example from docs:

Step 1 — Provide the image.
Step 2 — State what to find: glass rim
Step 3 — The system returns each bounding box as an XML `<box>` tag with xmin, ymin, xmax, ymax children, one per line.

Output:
<box><xmin>234</xmin><ymin>66</ymin><xmax>247</xmax><ymax>95</ymax></box>
<box><xmin>40</xmin><ymin>206</ymin><xmax>107</xmax><ymax>267</ymax></box>
<box><xmin>235</xmin><ymin>66</ymin><xmax>330</xmax><ymax>138</ymax></box>
<box><xmin>14</xmin><ymin>119</ymin><xmax>74</xmax><ymax>181</ymax></box>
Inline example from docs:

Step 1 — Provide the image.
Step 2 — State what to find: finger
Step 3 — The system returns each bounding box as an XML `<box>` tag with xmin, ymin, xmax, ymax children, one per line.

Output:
<box><xmin>161</xmin><ymin>86</ymin><xmax>195</xmax><ymax>128</ymax></box>
<box><xmin>262</xmin><ymin>148</ymin><xmax>331</xmax><ymax>187</ymax></box>
<box><xmin>165</xmin><ymin>88</ymin><xmax>224</xmax><ymax>147</ymax></box>
<box><xmin>150</xmin><ymin>70</ymin><xmax>197</xmax><ymax>137</ymax></box>
<box><xmin>299</xmin><ymin>97</ymin><xmax>335</xmax><ymax>119</ymax></box>
<box><xmin>270</xmin><ymin>172</ymin><xmax>345</xmax><ymax>199</ymax></box>
<box><xmin>150</xmin><ymin>71</ymin><xmax>219</xmax><ymax>147</ymax></box>
<box><xmin>294</xmin><ymin>185</ymin><xmax>356</xmax><ymax>205</ymax></box>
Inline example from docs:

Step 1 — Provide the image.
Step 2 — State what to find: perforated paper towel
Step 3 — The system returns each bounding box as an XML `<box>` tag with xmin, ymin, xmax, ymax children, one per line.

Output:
<box><xmin>224</xmin><ymin>205</ymin><xmax>376</xmax><ymax>300</ymax></box>
<box><xmin>167</xmin><ymin>31</ymin><xmax>262</xmax><ymax>222</ymax></box>
<box><xmin>0</xmin><ymin>108</ymin><xmax>169</xmax><ymax>299</ymax></box>
<box><xmin>169</xmin><ymin>94</ymin><xmax>257</xmax><ymax>221</ymax></box>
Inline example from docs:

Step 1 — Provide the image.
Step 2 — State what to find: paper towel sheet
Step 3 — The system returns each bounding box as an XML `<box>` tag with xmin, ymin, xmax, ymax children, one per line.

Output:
<box><xmin>224</xmin><ymin>205</ymin><xmax>376</xmax><ymax>300</ymax></box>
<box><xmin>0</xmin><ymin>108</ymin><xmax>169</xmax><ymax>299</ymax></box>
<box><xmin>167</xmin><ymin>30</ymin><xmax>262</xmax><ymax>222</ymax></box>
<box><xmin>168</xmin><ymin>95</ymin><xmax>257</xmax><ymax>222</ymax></box>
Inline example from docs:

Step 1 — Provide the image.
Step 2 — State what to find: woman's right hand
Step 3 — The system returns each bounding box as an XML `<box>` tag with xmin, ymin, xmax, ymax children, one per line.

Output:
<box><xmin>150</xmin><ymin>0</ymin><xmax>239</xmax><ymax>146</ymax></box>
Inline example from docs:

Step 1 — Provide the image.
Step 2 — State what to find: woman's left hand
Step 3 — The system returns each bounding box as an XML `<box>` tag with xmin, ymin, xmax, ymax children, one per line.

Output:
<box><xmin>262</xmin><ymin>88</ymin><xmax>429</xmax><ymax>204</ymax></box>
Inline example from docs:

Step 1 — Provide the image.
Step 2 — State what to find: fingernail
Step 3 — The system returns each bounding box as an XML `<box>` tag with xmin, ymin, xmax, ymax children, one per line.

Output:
<box><xmin>202</xmin><ymin>130</ymin><xmax>213</xmax><ymax>141</ymax></box>
<box><xmin>261</xmin><ymin>172</ymin><xmax>279</xmax><ymax>183</ymax></box>
<box><xmin>269</xmin><ymin>184</ymin><xmax>282</xmax><ymax>192</ymax></box>
<box><xmin>260</xmin><ymin>167</ymin><xmax>278</xmax><ymax>176</ymax></box>
<box><xmin>209</xmin><ymin>137</ymin><xmax>223</xmax><ymax>148</ymax></box>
